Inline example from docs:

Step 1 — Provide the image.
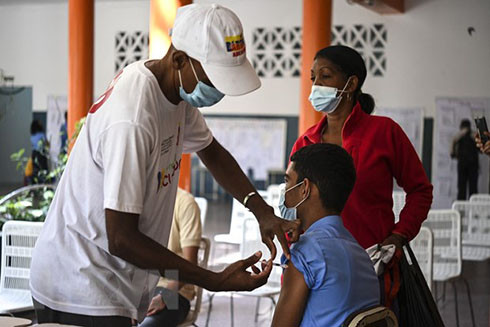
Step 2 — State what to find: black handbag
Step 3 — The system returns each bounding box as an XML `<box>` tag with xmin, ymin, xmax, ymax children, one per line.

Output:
<box><xmin>398</xmin><ymin>243</ymin><xmax>445</xmax><ymax>327</ymax></box>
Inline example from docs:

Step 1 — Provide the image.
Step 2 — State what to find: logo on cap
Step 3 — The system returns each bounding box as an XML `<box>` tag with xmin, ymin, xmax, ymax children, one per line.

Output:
<box><xmin>225</xmin><ymin>34</ymin><xmax>245</xmax><ymax>57</ymax></box>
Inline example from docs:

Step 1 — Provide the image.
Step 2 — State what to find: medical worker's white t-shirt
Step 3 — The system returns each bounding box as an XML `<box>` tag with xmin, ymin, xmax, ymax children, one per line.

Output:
<box><xmin>30</xmin><ymin>60</ymin><xmax>213</xmax><ymax>321</ymax></box>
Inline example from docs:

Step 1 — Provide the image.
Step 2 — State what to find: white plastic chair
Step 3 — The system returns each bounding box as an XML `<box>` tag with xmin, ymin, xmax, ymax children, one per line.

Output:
<box><xmin>231</xmin><ymin>218</ymin><xmax>282</xmax><ymax>325</ymax></box>
<box><xmin>178</xmin><ymin>237</ymin><xmax>211</xmax><ymax>327</ymax></box>
<box><xmin>469</xmin><ymin>193</ymin><xmax>490</xmax><ymax>202</ymax></box>
<box><xmin>211</xmin><ymin>192</ymin><xmax>268</xmax><ymax>269</ymax></box>
<box><xmin>213</xmin><ymin>190</ymin><xmax>267</xmax><ymax>247</ymax></box>
<box><xmin>409</xmin><ymin>226</ymin><xmax>433</xmax><ymax>291</ymax></box>
<box><xmin>452</xmin><ymin>200</ymin><xmax>490</xmax><ymax>261</ymax></box>
<box><xmin>206</xmin><ymin>218</ymin><xmax>282</xmax><ymax>327</ymax></box>
<box><xmin>423</xmin><ymin>209</ymin><xmax>475</xmax><ymax>327</ymax></box>
<box><xmin>0</xmin><ymin>184</ymin><xmax>55</xmax><ymax>206</ymax></box>
<box><xmin>213</xmin><ymin>198</ymin><xmax>255</xmax><ymax>248</ymax></box>
<box><xmin>0</xmin><ymin>220</ymin><xmax>44</xmax><ymax>314</ymax></box>
<box><xmin>392</xmin><ymin>191</ymin><xmax>406</xmax><ymax>223</ymax></box>
<box><xmin>194</xmin><ymin>197</ymin><xmax>208</xmax><ymax>229</ymax></box>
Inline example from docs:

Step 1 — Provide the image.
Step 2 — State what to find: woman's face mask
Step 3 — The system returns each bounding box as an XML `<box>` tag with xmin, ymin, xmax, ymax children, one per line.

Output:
<box><xmin>178</xmin><ymin>59</ymin><xmax>224</xmax><ymax>108</ymax></box>
<box><xmin>278</xmin><ymin>181</ymin><xmax>309</xmax><ymax>221</ymax></box>
<box><xmin>308</xmin><ymin>77</ymin><xmax>351</xmax><ymax>114</ymax></box>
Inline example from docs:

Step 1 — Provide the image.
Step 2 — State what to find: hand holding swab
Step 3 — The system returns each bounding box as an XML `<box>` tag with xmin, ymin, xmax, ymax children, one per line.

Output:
<box><xmin>261</xmin><ymin>259</ymin><xmax>288</xmax><ymax>269</ymax></box>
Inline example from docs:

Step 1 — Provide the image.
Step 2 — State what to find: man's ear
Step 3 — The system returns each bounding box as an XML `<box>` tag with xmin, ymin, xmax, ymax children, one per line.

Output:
<box><xmin>171</xmin><ymin>50</ymin><xmax>188</xmax><ymax>70</ymax></box>
<box><xmin>302</xmin><ymin>178</ymin><xmax>311</xmax><ymax>198</ymax></box>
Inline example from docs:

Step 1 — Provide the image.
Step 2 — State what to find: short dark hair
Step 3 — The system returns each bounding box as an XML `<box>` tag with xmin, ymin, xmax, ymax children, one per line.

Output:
<box><xmin>30</xmin><ymin>120</ymin><xmax>44</xmax><ymax>135</ymax></box>
<box><xmin>290</xmin><ymin>143</ymin><xmax>356</xmax><ymax>213</ymax></box>
<box><xmin>460</xmin><ymin>119</ymin><xmax>471</xmax><ymax>129</ymax></box>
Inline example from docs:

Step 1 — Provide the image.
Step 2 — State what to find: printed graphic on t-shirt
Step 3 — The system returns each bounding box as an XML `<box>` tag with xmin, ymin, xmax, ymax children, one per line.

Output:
<box><xmin>157</xmin><ymin>123</ymin><xmax>184</xmax><ymax>192</ymax></box>
<box><xmin>161</xmin><ymin>136</ymin><xmax>174</xmax><ymax>156</ymax></box>
<box><xmin>157</xmin><ymin>158</ymin><xmax>181</xmax><ymax>193</ymax></box>
<box><xmin>89</xmin><ymin>70</ymin><xmax>124</xmax><ymax>114</ymax></box>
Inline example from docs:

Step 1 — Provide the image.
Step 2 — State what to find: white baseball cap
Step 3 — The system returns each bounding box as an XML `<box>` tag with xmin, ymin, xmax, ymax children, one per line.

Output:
<box><xmin>171</xmin><ymin>3</ymin><xmax>261</xmax><ymax>96</ymax></box>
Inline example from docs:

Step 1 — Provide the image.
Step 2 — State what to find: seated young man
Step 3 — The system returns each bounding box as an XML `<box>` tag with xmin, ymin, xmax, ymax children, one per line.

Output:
<box><xmin>140</xmin><ymin>188</ymin><xmax>202</xmax><ymax>327</ymax></box>
<box><xmin>272</xmin><ymin>143</ymin><xmax>380</xmax><ymax>327</ymax></box>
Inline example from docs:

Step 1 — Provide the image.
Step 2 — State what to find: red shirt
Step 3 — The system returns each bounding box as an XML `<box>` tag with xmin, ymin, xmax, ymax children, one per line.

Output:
<box><xmin>291</xmin><ymin>103</ymin><xmax>433</xmax><ymax>249</ymax></box>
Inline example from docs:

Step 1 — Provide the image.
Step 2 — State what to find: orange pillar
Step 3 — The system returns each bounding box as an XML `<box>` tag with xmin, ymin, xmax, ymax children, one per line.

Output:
<box><xmin>150</xmin><ymin>0</ymin><xmax>192</xmax><ymax>191</ymax></box>
<box><xmin>68</xmin><ymin>0</ymin><xmax>94</xmax><ymax>139</ymax></box>
<box><xmin>299</xmin><ymin>0</ymin><xmax>332</xmax><ymax>135</ymax></box>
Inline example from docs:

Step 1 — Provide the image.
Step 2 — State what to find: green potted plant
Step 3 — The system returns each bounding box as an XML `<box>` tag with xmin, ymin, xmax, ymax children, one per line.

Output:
<box><xmin>0</xmin><ymin>117</ymin><xmax>85</xmax><ymax>229</ymax></box>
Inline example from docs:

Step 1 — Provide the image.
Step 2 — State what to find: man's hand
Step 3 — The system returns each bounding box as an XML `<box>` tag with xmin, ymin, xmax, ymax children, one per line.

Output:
<box><xmin>256</xmin><ymin>212</ymin><xmax>301</xmax><ymax>260</ymax></box>
<box><xmin>211</xmin><ymin>251</ymin><xmax>272</xmax><ymax>292</ymax></box>
<box><xmin>475</xmin><ymin>131</ymin><xmax>490</xmax><ymax>155</ymax></box>
<box><xmin>105</xmin><ymin>209</ymin><xmax>271</xmax><ymax>294</ymax></box>
<box><xmin>381</xmin><ymin>233</ymin><xmax>406</xmax><ymax>250</ymax></box>
<box><xmin>146</xmin><ymin>294</ymin><xmax>166</xmax><ymax>316</ymax></box>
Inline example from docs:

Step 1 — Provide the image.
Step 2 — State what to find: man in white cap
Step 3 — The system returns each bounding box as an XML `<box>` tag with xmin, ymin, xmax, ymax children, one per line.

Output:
<box><xmin>30</xmin><ymin>3</ymin><xmax>300</xmax><ymax>326</ymax></box>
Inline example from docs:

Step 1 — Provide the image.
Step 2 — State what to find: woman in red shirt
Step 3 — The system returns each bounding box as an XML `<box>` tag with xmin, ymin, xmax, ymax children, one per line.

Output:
<box><xmin>290</xmin><ymin>45</ymin><xmax>433</xmax><ymax>250</ymax></box>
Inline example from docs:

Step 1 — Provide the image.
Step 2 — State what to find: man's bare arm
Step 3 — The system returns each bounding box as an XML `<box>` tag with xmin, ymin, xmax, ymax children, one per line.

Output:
<box><xmin>166</xmin><ymin>246</ymin><xmax>199</xmax><ymax>291</ymax></box>
<box><xmin>271</xmin><ymin>262</ymin><xmax>309</xmax><ymax>327</ymax></box>
<box><xmin>105</xmin><ymin>209</ymin><xmax>271</xmax><ymax>292</ymax></box>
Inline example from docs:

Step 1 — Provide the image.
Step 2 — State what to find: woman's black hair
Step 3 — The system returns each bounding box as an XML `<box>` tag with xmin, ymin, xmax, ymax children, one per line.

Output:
<box><xmin>314</xmin><ymin>45</ymin><xmax>375</xmax><ymax>114</ymax></box>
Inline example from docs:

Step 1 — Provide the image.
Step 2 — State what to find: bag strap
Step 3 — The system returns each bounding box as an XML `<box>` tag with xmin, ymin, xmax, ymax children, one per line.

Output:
<box><xmin>383</xmin><ymin>248</ymin><xmax>403</xmax><ymax>308</ymax></box>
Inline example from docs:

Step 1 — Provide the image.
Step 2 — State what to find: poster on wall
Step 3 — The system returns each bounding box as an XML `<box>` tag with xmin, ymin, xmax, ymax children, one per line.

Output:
<box><xmin>374</xmin><ymin>107</ymin><xmax>424</xmax><ymax>157</ymax></box>
<box><xmin>433</xmin><ymin>97</ymin><xmax>490</xmax><ymax>209</ymax></box>
<box><xmin>47</xmin><ymin>96</ymin><xmax>67</xmax><ymax>165</ymax></box>
<box><xmin>204</xmin><ymin>117</ymin><xmax>287</xmax><ymax>181</ymax></box>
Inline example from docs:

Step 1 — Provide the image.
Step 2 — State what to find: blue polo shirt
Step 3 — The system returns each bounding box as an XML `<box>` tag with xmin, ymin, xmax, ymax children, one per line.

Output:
<box><xmin>282</xmin><ymin>215</ymin><xmax>380</xmax><ymax>327</ymax></box>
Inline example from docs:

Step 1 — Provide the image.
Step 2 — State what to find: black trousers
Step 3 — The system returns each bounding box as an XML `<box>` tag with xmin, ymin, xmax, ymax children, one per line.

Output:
<box><xmin>457</xmin><ymin>162</ymin><xmax>478</xmax><ymax>200</ymax></box>
<box><xmin>33</xmin><ymin>298</ymin><xmax>132</xmax><ymax>327</ymax></box>
<box><xmin>139</xmin><ymin>287</ymin><xmax>190</xmax><ymax>327</ymax></box>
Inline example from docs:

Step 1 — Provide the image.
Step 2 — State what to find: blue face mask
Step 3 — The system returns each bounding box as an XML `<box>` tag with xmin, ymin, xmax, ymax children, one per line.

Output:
<box><xmin>178</xmin><ymin>59</ymin><xmax>224</xmax><ymax>108</ymax></box>
<box><xmin>308</xmin><ymin>77</ymin><xmax>351</xmax><ymax>114</ymax></box>
<box><xmin>278</xmin><ymin>181</ymin><xmax>309</xmax><ymax>221</ymax></box>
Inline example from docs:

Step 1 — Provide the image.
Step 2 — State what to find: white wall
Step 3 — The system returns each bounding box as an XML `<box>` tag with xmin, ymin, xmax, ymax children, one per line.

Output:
<box><xmin>1</xmin><ymin>0</ymin><xmax>489</xmax><ymax>115</ymax></box>
<box><xmin>202</xmin><ymin>0</ymin><xmax>490</xmax><ymax>117</ymax></box>
<box><xmin>0</xmin><ymin>2</ymin><xmax>68</xmax><ymax>112</ymax></box>
<box><xmin>195</xmin><ymin>0</ymin><xmax>303</xmax><ymax>116</ymax></box>
<box><xmin>0</xmin><ymin>0</ymin><xmax>149</xmax><ymax>112</ymax></box>
<box><xmin>333</xmin><ymin>0</ymin><xmax>490</xmax><ymax>117</ymax></box>
<box><xmin>94</xmin><ymin>1</ymin><xmax>150</xmax><ymax>102</ymax></box>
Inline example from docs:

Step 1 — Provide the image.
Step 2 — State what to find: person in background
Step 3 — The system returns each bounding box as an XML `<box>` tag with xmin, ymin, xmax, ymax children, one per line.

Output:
<box><xmin>450</xmin><ymin>119</ymin><xmax>479</xmax><ymax>200</ymax></box>
<box><xmin>289</xmin><ymin>45</ymin><xmax>433</xmax><ymax>308</ymax></box>
<box><xmin>140</xmin><ymin>188</ymin><xmax>202</xmax><ymax>327</ymax></box>
<box><xmin>272</xmin><ymin>144</ymin><xmax>380</xmax><ymax>327</ymax></box>
<box><xmin>30</xmin><ymin>120</ymin><xmax>48</xmax><ymax>184</ymax></box>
